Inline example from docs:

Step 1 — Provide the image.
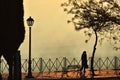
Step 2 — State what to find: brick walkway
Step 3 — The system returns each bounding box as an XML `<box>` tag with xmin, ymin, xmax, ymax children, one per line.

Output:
<box><xmin>2</xmin><ymin>69</ymin><xmax>120</xmax><ymax>80</ymax></box>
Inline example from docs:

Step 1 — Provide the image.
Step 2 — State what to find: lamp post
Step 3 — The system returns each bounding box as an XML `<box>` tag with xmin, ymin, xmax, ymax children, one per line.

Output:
<box><xmin>25</xmin><ymin>16</ymin><xmax>34</xmax><ymax>79</ymax></box>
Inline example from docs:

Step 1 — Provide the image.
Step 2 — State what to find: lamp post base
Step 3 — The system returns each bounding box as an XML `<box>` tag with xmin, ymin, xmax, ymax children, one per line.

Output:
<box><xmin>24</xmin><ymin>75</ymin><xmax>36</xmax><ymax>80</ymax></box>
<box><xmin>24</xmin><ymin>77</ymin><xmax>36</xmax><ymax>80</ymax></box>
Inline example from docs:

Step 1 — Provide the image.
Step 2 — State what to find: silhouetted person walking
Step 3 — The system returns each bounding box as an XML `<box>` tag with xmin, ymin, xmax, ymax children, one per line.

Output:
<box><xmin>80</xmin><ymin>51</ymin><xmax>88</xmax><ymax>75</ymax></box>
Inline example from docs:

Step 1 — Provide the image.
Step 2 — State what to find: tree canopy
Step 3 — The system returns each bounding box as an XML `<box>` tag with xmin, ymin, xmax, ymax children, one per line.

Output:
<box><xmin>61</xmin><ymin>0</ymin><xmax>120</xmax><ymax>50</ymax></box>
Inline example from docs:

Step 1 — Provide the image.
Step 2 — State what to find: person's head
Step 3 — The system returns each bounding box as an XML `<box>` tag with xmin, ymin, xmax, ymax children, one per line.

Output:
<box><xmin>83</xmin><ymin>51</ymin><xmax>86</xmax><ymax>55</ymax></box>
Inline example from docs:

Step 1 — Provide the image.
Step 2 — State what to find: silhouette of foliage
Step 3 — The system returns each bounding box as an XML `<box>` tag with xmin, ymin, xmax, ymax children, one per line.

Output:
<box><xmin>61</xmin><ymin>0</ymin><xmax>120</xmax><ymax>76</ymax></box>
<box><xmin>61</xmin><ymin>0</ymin><xmax>120</xmax><ymax>50</ymax></box>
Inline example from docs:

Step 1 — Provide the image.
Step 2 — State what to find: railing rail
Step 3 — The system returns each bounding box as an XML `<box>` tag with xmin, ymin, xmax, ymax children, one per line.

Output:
<box><xmin>0</xmin><ymin>56</ymin><xmax>120</xmax><ymax>78</ymax></box>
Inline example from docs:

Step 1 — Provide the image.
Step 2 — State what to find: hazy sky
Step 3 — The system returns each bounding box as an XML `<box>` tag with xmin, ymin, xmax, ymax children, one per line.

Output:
<box><xmin>20</xmin><ymin>0</ymin><xmax>120</xmax><ymax>59</ymax></box>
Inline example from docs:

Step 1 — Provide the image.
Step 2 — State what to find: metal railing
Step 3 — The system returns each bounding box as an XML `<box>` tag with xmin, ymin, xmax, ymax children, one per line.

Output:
<box><xmin>1</xmin><ymin>56</ymin><xmax>120</xmax><ymax>79</ymax></box>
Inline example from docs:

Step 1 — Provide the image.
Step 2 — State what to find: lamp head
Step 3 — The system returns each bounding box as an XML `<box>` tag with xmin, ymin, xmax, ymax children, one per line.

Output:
<box><xmin>26</xmin><ymin>16</ymin><xmax>34</xmax><ymax>27</ymax></box>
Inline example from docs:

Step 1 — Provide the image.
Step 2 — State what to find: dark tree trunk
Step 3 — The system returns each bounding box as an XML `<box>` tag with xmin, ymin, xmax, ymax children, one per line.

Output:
<box><xmin>91</xmin><ymin>30</ymin><xmax>98</xmax><ymax>77</ymax></box>
<box><xmin>14</xmin><ymin>51</ymin><xmax>21</xmax><ymax>80</ymax></box>
<box><xmin>0</xmin><ymin>0</ymin><xmax>25</xmax><ymax>79</ymax></box>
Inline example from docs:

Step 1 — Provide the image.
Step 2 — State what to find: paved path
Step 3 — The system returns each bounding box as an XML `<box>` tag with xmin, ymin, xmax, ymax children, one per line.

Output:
<box><xmin>2</xmin><ymin>69</ymin><xmax>120</xmax><ymax>80</ymax></box>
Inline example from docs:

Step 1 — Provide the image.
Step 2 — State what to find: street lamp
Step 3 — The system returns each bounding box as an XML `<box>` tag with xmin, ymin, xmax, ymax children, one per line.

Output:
<box><xmin>25</xmin><ymin>16</ymin><xmax>34</xmax><ymax>79</ymax></box>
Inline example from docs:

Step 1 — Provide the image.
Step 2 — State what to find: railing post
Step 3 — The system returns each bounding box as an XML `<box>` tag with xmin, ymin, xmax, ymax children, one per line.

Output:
<box><xmin>63</xmin><ymin>57</ymin><xmax>67</xmax><ymax>69</ymax></box>
<box><xmin>89</xmin><ymin>57</ymin><xmax>92</xmax><ymax>75</ymax></box>
<box><xmin>56</xmin><ymin>58</ymin><xmax>58</xmax><ymax>71</ymax></box>
<box><xmin>40</xmin><ymin>58</ymin><xmax>43</xmax><ymax>73</ymax></box>
<box><xmin>55</xmin><ymin>58</ymin><xmax>58</xmax><ymax>77</ymax></box>
<box><xmin>114</xmin><ymin>56</ymin><xmax>118</xmax><ymax>75</ymax></box>
<box><xmin>114</xmin><ymin>56</ymin><xmax>117</xmax><ymax>70</ymax></box>
<box><xmin>73</xmin><ymin>58</ymin><xmax>75</xmax><ymax>65</ymax></box>
<box><xmin>106</xmin><ymin>57</ymin><xmax>109</xmax><ymax>74</ymax></box>
<box><xmin>98</xmin><ymin>58</ymin><xmax>101</xmax><ymax>74</ymax></box>
<box><xmin>62</xmin><ymin>57</ymin><xmax>67</xmax><ymax>77</ymax></box>
<box><xmin>48</xmin><ymin>59</ymin><xmax>51</xmax><ymax>73</ymax></box>
<box><xmin>25</xmin><ymin>59</ymin><xmax>28</xmax><ymax>72</ymax></box>
<box><xmin>32</xmin><ymin>58</ymin><xmax>34</xmax><ymax>71</ymax></box>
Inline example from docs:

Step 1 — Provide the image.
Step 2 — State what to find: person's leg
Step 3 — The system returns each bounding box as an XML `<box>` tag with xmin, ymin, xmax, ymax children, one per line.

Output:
<box><xmin>80</xmin><ymin>66</ymin><xmax>83</xmax><ymax>75</ymax></box>
<box><xmin>80</xmin><ymin>65</ymin><xmax>83</xmax><ymax>71</ymax></box>
<box><xmin>83</xmin><ymin>67</ymin><xmax>86</xmax><ymax>75</ymax></box>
